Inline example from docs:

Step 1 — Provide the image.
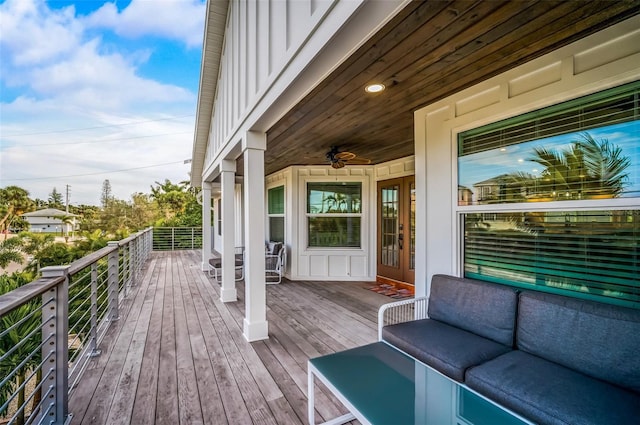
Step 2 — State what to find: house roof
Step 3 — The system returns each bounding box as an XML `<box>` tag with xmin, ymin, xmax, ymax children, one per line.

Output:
<box><xmin>473</xmin><ymin>174</ymin><xmax>512</xmax><ymax>187</ymax></box>
<box><xmin>22</xmin><ymin>208</ymin><xmax>78</xmax><ymax>217</ymax></box>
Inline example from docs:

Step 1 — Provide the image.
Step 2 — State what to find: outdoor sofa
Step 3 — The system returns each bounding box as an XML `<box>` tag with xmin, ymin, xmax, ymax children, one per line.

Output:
<box><xmin>378</xmin><ymin>274</ymin><xmax>640</xmax><ymax>425</ymax></box>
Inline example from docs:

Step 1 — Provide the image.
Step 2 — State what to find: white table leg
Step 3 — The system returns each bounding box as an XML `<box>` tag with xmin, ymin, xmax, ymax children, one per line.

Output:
<box><xmin>308</xmin><ymin>366</ymin><xmax>315</xmax><ymax>425</ymax></box>
<box><xmin>308</xmin><ymin>362</ymin><xmax>357</xmax><ymax>425</ymax></box>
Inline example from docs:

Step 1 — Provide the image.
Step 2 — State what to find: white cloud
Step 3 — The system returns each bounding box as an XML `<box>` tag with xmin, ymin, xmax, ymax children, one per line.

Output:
<box><xmin>0</xmin><ymin>0</ymin><xmax>82</xmax><ymax>67</ymax></box>
<box><xmin>0</xmin><ymin>0</ymin><xmax>203</xmax><ymax>204</ymax></box>
<box><xmin>85</xmin><ymin>0</ymin><xmax>206</xmax><ymax>48</ymax></box>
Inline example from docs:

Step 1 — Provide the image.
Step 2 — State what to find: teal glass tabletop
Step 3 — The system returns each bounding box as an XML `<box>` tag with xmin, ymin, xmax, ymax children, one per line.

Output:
<box><xmin>309</xmin><ymin>342</ymin><xmax>527</xmax><ymax>425</ymax></box>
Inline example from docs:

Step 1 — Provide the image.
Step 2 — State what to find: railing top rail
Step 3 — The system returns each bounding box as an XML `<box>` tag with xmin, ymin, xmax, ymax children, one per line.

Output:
<box><xmin>0</xmin><ymin>276</ymin><xmax>63</xmax><ymax>316</ymax></box>
<box><xmin>118</xmin><ymin>234</ymin><xmax>137</xmax><ymax>246</ymax></box>
<box><xmin>118</xmin><ymin>227</ymin><xmax>153</xmax><ymax>246</ymax></box>
<box><xmin>67</xmin><ymin>227</ymin><xmax>153</xmax><ymax>273</ymax></box>
<box><xmin>67</xmin><ymin>245</ymin><xmax>116</xmax><ymax>275</ymax></box>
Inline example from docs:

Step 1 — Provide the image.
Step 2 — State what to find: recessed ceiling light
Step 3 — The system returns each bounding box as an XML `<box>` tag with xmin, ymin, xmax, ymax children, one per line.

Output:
<box><xmin>365</xmin><ymin>83</ymin><xmax>385</xmax><ymax>93</ymax></box>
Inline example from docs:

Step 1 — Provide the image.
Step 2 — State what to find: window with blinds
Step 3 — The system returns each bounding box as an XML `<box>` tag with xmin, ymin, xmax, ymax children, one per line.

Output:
<box><xmin>463</xmin><ymin>211</ymin><xmax>639</xmax><ymax>308</ymax></box>
<box><xmin>458</xmin><ymin>81</ymin><xmax>640</xmax><ymax>205</ymax></box>
<box><xmin>458</xmin><ymin>81</ymin><xmax>640</xmax><ymax>308</ymax></box>
<box><xmin>268</xmin><ymin>186</ymin><xmax>285</xmax><ymax>242</ymax></box>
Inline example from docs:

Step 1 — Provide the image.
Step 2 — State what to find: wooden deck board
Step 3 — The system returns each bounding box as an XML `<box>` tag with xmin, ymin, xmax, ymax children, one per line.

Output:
<box><xmin>70</xmin><ymin>250</ymin><xmax>393</xmax><ymax>424</ymax></box>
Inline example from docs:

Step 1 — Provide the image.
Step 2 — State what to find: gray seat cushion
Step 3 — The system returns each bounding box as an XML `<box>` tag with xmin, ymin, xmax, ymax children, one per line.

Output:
<box><xmin>428</xmin><ymin>274</ymin><xmax>518</xmax><ymax>346</ymax></box>
<box><xmin>517</xmin><ymin>291</ymin><xmax>640</xmax><ymax>392</ymax></box>
<box><xmin>382</xmin><ymin>319</ymin><xmax>512</xmax><ymax>382</ymax></box>
<box><xmin>466</xmin><ymin>350</ymin><xmax>640</xmax><ymax>425</ymax></box>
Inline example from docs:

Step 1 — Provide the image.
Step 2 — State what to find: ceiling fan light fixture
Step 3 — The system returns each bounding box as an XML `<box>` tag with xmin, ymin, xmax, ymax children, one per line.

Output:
<box><xmin>365</xmin><ymin>83</ymin><xmax>385</xmax><ymax>93</ymax></box>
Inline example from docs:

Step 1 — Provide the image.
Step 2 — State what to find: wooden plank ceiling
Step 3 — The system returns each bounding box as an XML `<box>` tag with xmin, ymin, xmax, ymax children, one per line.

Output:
<box><xmin>246</xmin><ymin>0</ymin><xmax>640</xmax><ymax>176</ymax></box>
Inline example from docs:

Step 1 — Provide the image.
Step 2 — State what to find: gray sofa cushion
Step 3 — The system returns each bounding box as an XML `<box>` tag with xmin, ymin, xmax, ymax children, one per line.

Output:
<box><xmin>428</xmin><ymin>274</ymin><xmax>518</xmax><ymax>346</ymax></box>
<box><xmin>382</xmin><ymin>319</ymin><xmax>512</xmax><ymax>382</ymax></box>
<box><xmin>466</xmin><ymin>350</ymin><xmax>640</xmax><ymax>425</ymax></box>
<box><xmin>517</xmin><ymin>291</ymin><xmax>640</xmax><ymax>392</ymax></box>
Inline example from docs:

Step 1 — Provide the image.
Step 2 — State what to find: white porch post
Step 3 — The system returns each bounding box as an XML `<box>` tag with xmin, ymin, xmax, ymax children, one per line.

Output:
<box><xmin>243</xmin><ymin>131</ymin><xmax>268</xmax><ymax>341</ymax></box>
<box><xmin>201</xmin><ymin>181</ymin><xmax>212</xmax><ymax>271</ymax></box>
<box><xmin>220</xmin><ymin>160</ymin><xmax>238</xmax><ymax>302</ymax></box>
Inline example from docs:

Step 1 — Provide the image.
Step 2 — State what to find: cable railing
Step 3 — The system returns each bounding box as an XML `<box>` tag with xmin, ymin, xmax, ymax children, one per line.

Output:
<box><xmin>0</xmin><ymin>228</ymin><xmax>153</xmax><ymax>425</ymax></box>
<box><xmin>152</xmin><ymin>227</ymin><xmax>202</xmax><ymax>251</ymax></box>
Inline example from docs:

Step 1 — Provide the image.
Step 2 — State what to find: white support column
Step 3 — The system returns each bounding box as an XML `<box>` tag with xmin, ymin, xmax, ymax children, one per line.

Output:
<box><xmin>220</xmin><ymin>160</ymin><xmax>238</xmax><ymax>302</ymax></box>
<box><xmin>201</xmin><ymin>181</ymin><xmax>212</xmax><ymax>271</ymax></box>
<box><xmin>243</xmin><ymin>132</ymin><xmax>268</xmax><ymax>341</ymax></box>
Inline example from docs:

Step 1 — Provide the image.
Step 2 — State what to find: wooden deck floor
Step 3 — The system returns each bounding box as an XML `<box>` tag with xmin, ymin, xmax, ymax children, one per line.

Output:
<box><xmin>69</xmin><ymin>250</ymin><xmax>392</xmax><ymax>425</ymax></box>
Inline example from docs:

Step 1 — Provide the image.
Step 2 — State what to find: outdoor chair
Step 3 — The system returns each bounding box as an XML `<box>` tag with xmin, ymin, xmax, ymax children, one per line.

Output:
<box><xmin>208</xmin><ymin>246</ymin><xmax>244</xmax><ymax>283</ymax></box>
<box><xmin>265</xmin><ymin>242</ymin><xmax>286</xmax><ymax>284</ymax></box>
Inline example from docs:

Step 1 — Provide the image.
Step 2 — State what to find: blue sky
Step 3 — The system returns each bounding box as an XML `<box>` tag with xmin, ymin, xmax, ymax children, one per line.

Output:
<box><xmin>0</xmin><ymin>0</ymin><xmax>206</xmax><ymax>205</ymax></box>
<box><xmin>459</xmin><ymin>121</ymin><xmax>640</xmax><ymax>200</ymax></box>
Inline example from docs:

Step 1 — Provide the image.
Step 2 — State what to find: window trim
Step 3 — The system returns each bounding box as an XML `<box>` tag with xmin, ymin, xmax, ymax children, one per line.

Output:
<box><xmin>304</xmin><ymin>180</ymin><xmax>365</xmax><ymax>250</ymax></box>
<box><xmin>267</xmin><ymin>185</ymin><xmax>285</xmax><ymax>243</ymax></box>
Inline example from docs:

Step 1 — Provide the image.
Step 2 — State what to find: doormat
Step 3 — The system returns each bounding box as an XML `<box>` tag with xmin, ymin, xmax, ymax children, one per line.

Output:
<box><xmin>366</xmin><ymin>283</ymin><xmax>413</xmax><ymax>299</ymax></box>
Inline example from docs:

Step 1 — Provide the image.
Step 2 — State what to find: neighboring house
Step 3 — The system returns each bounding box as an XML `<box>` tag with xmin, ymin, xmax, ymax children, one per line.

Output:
<box><xmin>21</xmin><ymin>208</ymin><xmax>78</xmax><ymax>235</ymax></box>
<box><xmin>457</xmin><ymin>185</ymin><xmax>473</xmax><ymax>206</ymax></box>
<box><xmin>190</xmin><ymin>1</ymin><xmax>640</xmax><ymax>341</ymax></box>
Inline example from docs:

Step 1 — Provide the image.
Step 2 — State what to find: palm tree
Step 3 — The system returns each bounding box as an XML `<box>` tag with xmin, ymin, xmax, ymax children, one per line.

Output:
<box><xmin>0</xmin><ymin>186</ymin><xmax>34</xmax><ymax>240</ymax></box>
<box><xmin>512</xmin><ymin>132</ymin><xmax>630</xmax><ymax>200</ymax></box>
<box><xmin>55</xmin><ymin>215</ymin><xmax>75</xmax><ymax>242</ymax></box>
<box><xmin>0</xmin><ymin>238</ymin><xmax>24</xmax><ymax>270</ymax></box>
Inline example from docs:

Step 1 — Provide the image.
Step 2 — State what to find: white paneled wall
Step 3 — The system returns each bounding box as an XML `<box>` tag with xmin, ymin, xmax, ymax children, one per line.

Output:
<box><xmin>205</xmin><ymin>0</ymin><xmax>342</xmax><ymax>167</ymax></box>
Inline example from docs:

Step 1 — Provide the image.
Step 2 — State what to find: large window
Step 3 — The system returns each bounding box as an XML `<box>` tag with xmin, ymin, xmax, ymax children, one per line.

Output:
<box><xmin>458</xmin><ymin>82</ymin><xmax>640</xmax><ymax>308</ymax></box>
<box><xmin>268</xmin><ymin>186</ymin><xmax>285</xmax><ymax>242</ymax></box>
<box><xmin>307</xmin><ymin>182</ymin><xmax>361</xmax><ymax>248</ymax></box>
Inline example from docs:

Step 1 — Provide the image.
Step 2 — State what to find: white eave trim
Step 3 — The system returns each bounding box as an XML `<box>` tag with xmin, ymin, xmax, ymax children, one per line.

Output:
<box><xmin>190</xmin><ymin>0</ymin><xmax>229</xmax><ymax>187</ymax></box>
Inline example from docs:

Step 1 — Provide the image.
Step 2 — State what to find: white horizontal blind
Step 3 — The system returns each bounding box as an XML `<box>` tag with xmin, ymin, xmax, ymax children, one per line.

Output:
<box><xmin>459</xmin><ymin>81</ymin><xmax>640</xmax><ymax>157</ymax></box>
<box><xmin>464</xmin><ymin>211</ymin><xmax>639</xmax><ymax>308</ymax></box>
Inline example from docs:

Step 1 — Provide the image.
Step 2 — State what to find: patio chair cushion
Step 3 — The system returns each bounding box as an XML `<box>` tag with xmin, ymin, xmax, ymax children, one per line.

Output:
<box><xmin>382</xmin><ymin>318</ymin><xmax>512</xmax><ymax>382</ymax></box>
<box><xmin>516</xmin><ymin>291</ymin><xmax>640</xmax><ymax>392</ymax></box>
<box><xmin>427</xmin><ymin>274</ymin><xmax>518</xmax><ymax>346</ymax></box>
<box><xmin>267</xmin><ymin>241</ymin><xmax>282</xmax><ymax>255</ymax></box>
<box><xmin>466</xmin><ymin>350</ymin><xmax>640</xmax><ymax>425</ymax></box>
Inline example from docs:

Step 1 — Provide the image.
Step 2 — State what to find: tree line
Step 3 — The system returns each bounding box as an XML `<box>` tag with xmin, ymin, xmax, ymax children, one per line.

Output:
<box><xmin>1</xmin><ymin>178</ymin><xmax>203</xmax><ymax>422</ymax></box>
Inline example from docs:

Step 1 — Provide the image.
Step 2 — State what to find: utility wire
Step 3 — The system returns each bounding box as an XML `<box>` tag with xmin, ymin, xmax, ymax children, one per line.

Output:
<box><xmin>12</xmin><ymin>132</ymin><xmax>191</xmax><ymax>147</ymax></box>
<box><xmin>3</xmin><ymin>161</ymin><xmax>186</xmax><ymax>181</ymax></box>
<box><xmin>3</xmin><ymin>114</ymin><xmax>194</xmax><ymax>137</ymax></box>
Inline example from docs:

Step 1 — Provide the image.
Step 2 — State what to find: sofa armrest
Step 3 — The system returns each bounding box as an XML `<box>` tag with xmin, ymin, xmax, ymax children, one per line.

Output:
<box><xmin>378</xmin><ymin>296</ymin><xmax>428</xmax><ymax>341</ymax></box>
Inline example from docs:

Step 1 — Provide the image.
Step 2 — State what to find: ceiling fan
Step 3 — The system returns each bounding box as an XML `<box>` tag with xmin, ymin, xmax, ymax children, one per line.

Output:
<box><xmin>326</xmin><ymin>146</ymin><xmax>372</xmax><ymax>168</ymax></box>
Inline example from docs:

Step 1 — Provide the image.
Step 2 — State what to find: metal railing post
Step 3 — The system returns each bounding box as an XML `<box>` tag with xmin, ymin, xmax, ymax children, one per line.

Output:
<box><xmin>191</xmin><ymin>227</ymin><xmax>195</xmax><ymax>249</ymax></box>
<box><xmin>171</xmin><ymin>227</ymin><xmax>175</xmax><ymax>251</ymax></box>
<box><xmin>107</xmin><ymin>242</ymin><xmax>120</xmax><ymax>321</ymax></box>
<box><xmin>129</xmin><ymin>238</ymin><xmax>138</xmax><ymax>286</ymax></box>
<box><xmin>89</xmin><ymin>263</ymin><xmax>101</xmax><ymax>357</ymax></box>
<box><xmin>41</xmin><ymin>266</ymin><xmax>70</xmax><ymax>425</ymax></box>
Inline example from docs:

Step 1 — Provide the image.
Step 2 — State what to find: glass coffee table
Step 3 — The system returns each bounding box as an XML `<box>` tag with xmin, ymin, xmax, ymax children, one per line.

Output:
<box><xmin>308</xmin><ymin>342</ymin><xmax>531</xmax><ymax>425</ymax></box>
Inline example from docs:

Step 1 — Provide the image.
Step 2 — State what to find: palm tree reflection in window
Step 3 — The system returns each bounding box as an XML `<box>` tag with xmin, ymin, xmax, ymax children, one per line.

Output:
<box><xmin>506</xmin><ymin>133</ymin><xmax>631</xmax><ymax>202</ymax></box>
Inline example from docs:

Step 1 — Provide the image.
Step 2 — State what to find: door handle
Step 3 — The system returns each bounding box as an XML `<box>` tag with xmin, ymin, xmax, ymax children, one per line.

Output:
<box><xmin>398</xmin><ymin>233</ymin><xmax>404</xmax><ymax>250</ymax></box>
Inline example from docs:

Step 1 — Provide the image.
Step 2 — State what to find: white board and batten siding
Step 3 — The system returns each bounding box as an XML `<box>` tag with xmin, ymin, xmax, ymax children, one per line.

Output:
<box><xmin>202</xmin><ymin>0</ymin><xmax>411</xmax><ymax>179</ymax></box>
<box><xmin>413</xmin><ymin>15</ymin><xmax>640</xmax><ymax>298</ymax></box>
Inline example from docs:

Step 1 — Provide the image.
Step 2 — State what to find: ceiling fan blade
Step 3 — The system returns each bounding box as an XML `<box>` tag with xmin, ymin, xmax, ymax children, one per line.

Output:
<box><xmin>331</xmin><ymin>160</ymin><xmax>345</xmax><ymax>169</ymax></box>
<box><xmin>334</xmin><ymin>151</ymin><xmax>356</xmax><ymax>161</ymax></box>
<box><xmin>346</xmin><ymin>157</ymin><xmax>372</xmax><ymax>165</ymax></box>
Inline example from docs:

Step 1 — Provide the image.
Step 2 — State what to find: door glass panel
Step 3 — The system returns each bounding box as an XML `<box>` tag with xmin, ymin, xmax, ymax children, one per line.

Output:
<box><xmin>410</xmin><ymin>181</ymin><xmax>416</xmax><ymax>270</ymax></box>
<box><xmin>381</xmin><ymin>186</ymin><xmax>399</xmax><ymax>267</ymax></box>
